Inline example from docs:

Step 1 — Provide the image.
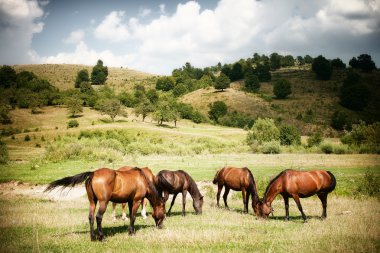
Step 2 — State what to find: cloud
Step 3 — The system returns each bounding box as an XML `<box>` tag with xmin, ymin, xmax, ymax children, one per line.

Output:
<box><xmin>0</xmin><ymin>0</ymin><xmax>45</xmax><ymax>64</ymax></box>
<box><xmin>94</xmin><ymin>11</ymin><xmax>130</xmax><ymax>42</ymax></box>
<box><xmin>159</xmin><ymin>4</ymin><xmax>165</xmax><ymax>14</ymax></box>
<box><xmin>63</xmin><ymin>29</ymin><xmax>84</xmax><ymax>44</ymax></box>
<box><xmin>138</xmin><ymin>8</ymin><xmax>151</xmax><ymax>18</ymax></box>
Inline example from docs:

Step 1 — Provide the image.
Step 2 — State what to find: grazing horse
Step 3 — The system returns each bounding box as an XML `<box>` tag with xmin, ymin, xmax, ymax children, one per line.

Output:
<box><xmin>111</xmin><ymin>166</ymin><xmax>156</xmax><ymax>221</ymax></box>
<box><xmin>256</xmin><ymin>169</ymin><xmax>336</xmax><ymax>222</ymax></box>
<box><xmin>45</xmin><ymin>168</ymin><xmax>165</xmax><ymax>241</ymax></box>
<box><xmin>156</xmin><ymin>170</ymin><xmax>204</xmax><ymax>216</ymax></box>
<box><xmin>212</xmin><ymin>167</ymin><xmax>260</xmax><ymax>215</ymax></box>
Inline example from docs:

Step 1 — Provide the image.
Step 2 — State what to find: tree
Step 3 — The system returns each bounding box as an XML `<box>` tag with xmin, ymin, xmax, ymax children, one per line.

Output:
<box><xmin>340</xmin><ymin>71</ymin><xmax>370</xmax><ymax>110</ymax></box>
<box><xmin>172</xmin><ymin>83</ymin><xmax>188</xmax><ymax>97</ymax></box>
<box><xmin>281</xmin><ymin>55</ymin><xmax>295</xmax><ymax>67</ymax></box>
<box><xmin>214</xmin><ymin>73</ymin><xmax>230</xmax><ymax>91</ymax></box>
<box><xmin>270</xmin><ymin>53</ymin><xmax>282</xmax><ymax>70</ymax></box>
<box><xmin>156</xmin><ymin>76</ymin><xmax>175</xmax><ymax>91</ymax></box>
<box><xmin>279</xmin><ymin>125</ymin><xmax>301</xmax><ymax>145</ymax></box>
<box><xmin>208</xmin><ymin>101</ymin><xmax>227</xmax><ymax>122</ymax></box>
<box><xmin>331</xmin><ymin>58</ymin><xmax>346</xmax><ymax>69</ymax></box>
<box><xmin>349</xmin><ymin>54</ymin><xmax>376</xmax><ymax>72</ymax></box>
<box><xmin>255</xmin><ymin>64</ymin><xmax>271</xmax><ymax>82</ymax></box>
<box><xmin>153</xmin><ymin>95</ymin><xmax>179</xmax><ymax>126</ymax></box>
<box><xmin>134</xmin><ymin>96</ymin><xmax>154</xmax><ymax>122</ymax></box>
<box><xmin>244</xmin><ymin>67</ymin><xmax>260</xmax><ymax>92</ymax></box>
<box><xmin>91</xmin><ymin>59</ymin><xmax>108</xmax><ymax>84</ymax></box>
<box><xmin>0</xmin><ymin>65</ymin><xmax>17</xmax><ymax>88</ymax></box>
<box><xmin>246</xmin><ymin>118</ymin><xmax>280</xmax><ymax>145</ymax></box>
<box><xmin>273</xmin><ymin>79</ymin><xmax>292</xmax><ymax>99</ymax></box>
<box><xmin>96</xmin><ymin>98</ymin><xmax>123</xmax><ymax>121</ymax></box>
<box><xmin>230</xmin><ymin>62</ymin><xmax>244</xmax><ymax>81</ymax></box>
<box><xmin>312</xmin><ymin>55</ymin><xmax>332</xmax><ymax>80</ymax></box>
<box><xmin>75</xmin><ymin>69</ymin><xmax>90</xmax><ymax>88</ymax></box>
<box><xmin>65</xmin><ymin>96</ymin><xmax>83</xmax><ymax>117</ymax></box>
<box><xmin>146</xmin><ymin>89</ymin><xmax>159</xmax><ymax>104</ymax></box>
<box><xmin>331</xmin><ymin>111</ymin><xmax>351</xmax><ymax>130</ymax></box>
<box><xmin>0</xmin><ymin>140</ymin><xmax>9</xmax><ymax>164</ymax></box>
<box><xmin>0</xmin><ymin>104</ymin><xmax>12</xmax><ymax>124</ymax></box>
<box><xmin>296</xmin><ymin>56</ymin><xmax>305</xmax><ymax>66</ymax></box>
<box><xmin>304</xmin><ymin>55</ymin><xmax>313</xmax><ymax>64</ymax></box>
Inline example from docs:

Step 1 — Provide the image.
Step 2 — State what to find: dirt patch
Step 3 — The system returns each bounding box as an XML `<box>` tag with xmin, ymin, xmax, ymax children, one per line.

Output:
<box><xmin>0</xmin><ymin>181</ymin><xmax>86</xmax><ymax>201</ymax></box>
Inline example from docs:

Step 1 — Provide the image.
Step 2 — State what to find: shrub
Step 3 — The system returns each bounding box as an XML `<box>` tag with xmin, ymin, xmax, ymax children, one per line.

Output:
<box><xmin>307</xmin><ymin>130</ymin><xmax>323</xmax><ymax>147</ymax></box>
<box><xmin>156</xmin><ymin>76</ymin><xmax>175</xmax><ymax>91</ymax></box>
<box><xmin>218</xmin><ymin>111</ymin><xmax>255</xmax><ymax>129</ymax></box>
<box><xmin>208</xmin><ymin>101</ymin><xmax>228</xmax><ymax>122</ymax></box>
<box><xmin>0</xmin><ymin>140</ymin><xmax>9</xmax><ymax>164</ymax></box>
<box><xmin>260</xmin><ymin>141</ymin><xmax>281</xmax><ymax>154</ymax></box>
<box><xmin>312</xmin><ymin>55</ymin><xmax>332</xmax><ymax>80</ymax></box>
<box><xmin>172</xmin><ymin>83</ymin><xmax>188</xmax><ymax>97</ymax></box>
<box><xmin>67</xmin><ymin>119</ymin><xmax>79</xmax><ymax>128</ymax></box>
<box><xmin>273</xmin><ymin>79</ymin><xmax>292</xmax><ymax>99</ymax></box>
<box><xmin>331</xmin><ymin>111</ymin><xmax>351</xmax><ymax>130</ymax></box>
<box><xmin>214</xmin><ymin>73</ymin><xmax>230</xmax><ymax>91</ymax></box>
<box><xmin>333</xmin><ymin>144</ymin><xmax>350</xmax><ymax>154</ymax></box>
<box><xmin>247</xmin><ymin>118</ymin><xmax>280</xmax><ymax>145</ymax></box>
<box><xmin>320</xmin><ymin>142</ymin><xmax>333</xmax><ymax>154</ymax></box>
<box><xmin>340</xmin><ymin>83</ymin><xmax>370</xmax><ymax>110</ymax></box>
<box><xmin>24</xmin><ymin>135</ymin><xmax>31</xmax><ymax>141</ymax></box>
<box><xmin>279</xmin><ymin>125</ymin><xmax>301</xmax><ymax>145</ymax></box>
<box><xmin>355</xmin><ymin>170</ymin><xmax>380</xmax><ymax>197</ymax></box>
<box><xmin>244</xmin><ymin>67</ymin><xmax>260</xmax><ymax>92</ymax></box>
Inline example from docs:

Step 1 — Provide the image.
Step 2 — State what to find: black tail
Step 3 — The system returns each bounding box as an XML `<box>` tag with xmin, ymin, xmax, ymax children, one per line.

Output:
<box><xmin>247</xmin><ymin>169</ymin><xmax>260</xmax><ymax>206</ymax></box>
<box><xmin>44</xmin><ymin>171</ymin><xmax>93</xmax><ymax>192</ymax></box>
<box><xmin>326</xmin><ymin>171</ymin><xmax>336</xmax><ymax>193</ymax></box>
<box><xmin>156</xmin><ymin>172</ymin><xmax>175</xmax><ymax>193</ymax></box>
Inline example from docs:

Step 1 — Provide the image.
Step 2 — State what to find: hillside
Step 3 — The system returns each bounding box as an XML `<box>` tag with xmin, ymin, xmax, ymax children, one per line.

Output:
<box><xmin>13</xmin><ymin>64</ymin><xmax>156</xmax><ymax>91</ymax></box>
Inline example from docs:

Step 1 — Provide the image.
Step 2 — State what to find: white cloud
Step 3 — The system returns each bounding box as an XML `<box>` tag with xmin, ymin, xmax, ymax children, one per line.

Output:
<box><xmin>159</xmin><ymin>4</ymin><xmax>165</xmax><ymax>14</ymax></box>
<box><xmin>63</xmin><ymin>29</ymin><xmax>84</xmax><ymax>44</ymax></box>
<box><xmin>94</xmin><ymin>11</ymin><xmax>130</xmax><ymax>42</ymax></box>
<box><xmin>0</xmin><ymin>0</ymin><xmax>45</xmax><ymax>64</ymax></box>
<box><xmin>138</xmin><ymin>8</ymin><xmax>151</xmax><ymax>18</ymax></box>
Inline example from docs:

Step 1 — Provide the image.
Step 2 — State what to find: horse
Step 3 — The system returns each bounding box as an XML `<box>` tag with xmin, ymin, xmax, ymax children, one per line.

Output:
<box><xmin>156</xmin><ymin>170</ymin><xmax>204</xmax><ymax>216</ymax></box>
<box><xmin>212</xmin><ymin>167</ymin><xmax>260</xmax><ymax>215</ymax></box>
<box><xmin>45</xmin><ymin>167</ymin><xmax>165</xmax><ymax>241</ymax></box>
<box><xmin>256</xmin><ymin>169</ymin><xmax>336</xmax><ymax>222</ymax></box>
<box><xmin>111</xmin><ymin>166</ymin><xmax>156</xmax><ymax>221</ymax></box>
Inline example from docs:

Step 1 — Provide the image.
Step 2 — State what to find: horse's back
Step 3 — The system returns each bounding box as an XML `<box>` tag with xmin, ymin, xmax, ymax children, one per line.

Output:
<box><xmin>221</xmin><ymin>167</ymin><xmax>250</xmax><ymax>190</ymax></box>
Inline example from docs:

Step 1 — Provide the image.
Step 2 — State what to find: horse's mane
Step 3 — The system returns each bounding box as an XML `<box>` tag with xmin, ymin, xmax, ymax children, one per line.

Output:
<box><xmin>134</xmin><ymin>167</ymin><xmax>160</xmax><ymax>201</ymax></box>
<box><xmin>179</xmin><ymin>170</ymin><xmax>201</xmax><ymax>197</ymax></box>
<box><xmin>263</xmin><ymin>169</ymin><xmax>290</xmax><ymax>201</ymax></box>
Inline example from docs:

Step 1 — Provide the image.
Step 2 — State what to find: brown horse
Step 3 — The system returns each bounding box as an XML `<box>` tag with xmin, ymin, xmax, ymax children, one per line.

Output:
<box><xmin>213</xmin><ymin>167</ymin><xmax>260</xmax><ymax>215</ymax></box>
<box><xmin>156</xmin><ymin>170</ymin><xmax>204</xmax><ymax>216</ymax></box>
<box><xmin>45</xmin><ymin>167</ymin><xmax>165</xmax><ymax>241</ymax></box>
<box><xmin>111</xmin><ymin>166</ymin><xmax>156</xmax><ymax>221</ymax></box>
<box><xmin>256</xmin><ymin>169</ymin><xmax>336</xmax><ymax>222</ymax></box>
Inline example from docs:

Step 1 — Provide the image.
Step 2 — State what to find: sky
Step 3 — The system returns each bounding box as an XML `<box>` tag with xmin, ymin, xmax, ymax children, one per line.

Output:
<box><xmin>0</xmin><ymin>0</ymin><xmax>379</xmax><ymax>75</ymax></box>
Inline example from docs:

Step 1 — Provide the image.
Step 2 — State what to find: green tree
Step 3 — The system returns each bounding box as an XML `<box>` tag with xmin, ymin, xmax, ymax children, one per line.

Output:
<box><xmin>230</xmin><ymin>62</ymin><xmax>244</xmax><ymax>81</ymax></box>
<box><xmin>297</xmin><ymin>56</ymin><xmax>305</xmax><ymax>66</ymax></box>
<box><xmin>156</xmin><ymin>76</ymin><xmax>175</xmax><ymax>91</ymax></box>
<box><xmin>273</xmin><ymin>79</ymin><xmax>292</xmax><ymax>99</ymax></box>
<box><xmin>214</xmin><ymin>73</ymin><xmax>230</xmax><ymax>91</ymax></box>
<box><xmin>304</xmin><ymin>55</ymin><xmax>313</xmax><ymax>64</ymax></box>
<box><xmin>0</xmin><ymin>140</ymin><xmax>9</xmax><ymax>164</ymax></box>
<box><xmin>246</xmin><ymin>118</ymin><xmax>280</xmax><ymax>145</ymax></box>
<box><xmin>244</xmin><ymin>67</ymin><xmax>260</xmax><ymax>92</ymax></box>
<box><xmin>95</xmin><ymin>98</ymin><xmax>123</xmax><ymax>121</ymax></box>
<box><xmin>0</xmin><ymin>65</ymin><xmax>17</xmax><ymax>88</ymax></box>
<box><xmin>91</xmin><ymin>59</ymin><xmax>108</xmax><ymax>84</ymax></box>
<box><xmin>312</xmin><ymin>55</ymin><xmax>332</xmax><ymax>80</ymax></box>
<box><xmin>331</xmin><ymin>110</ymin><xmax>351</xmax><ymax>130</ymax></box>
<box><xmin>65</xmin><ymin>96</ymin><xmax>83</xmax><ymax>117</ymax></box>
<box><xmin>270</xmin><ymin>53</ymin><xmax>282</xmax><ymax>70</ymax></box>
<box><xmin>208</xmin><ymin>101</ymin><xmax>228</xmax><ymax>122</ymax></box>
<box><xmin>281</xmin><ymin>55</ymin><xmax>295</xmax><ymax>67</ymax></box>
<box><xmin>75</xmin><ymin>69</ymin><xmax>90</xmax><ymax>88</ymax></box>
<box><xmin>0</xmin><ymin>104</ymin><xmax>12</xmax><ymax>124</ymax></box>
<box><xmin>172</xmin><ymin>83</ymin><xmax>188</xmax><ymax>97</ymax></box>
<box><xmin>331</xmin><ymin>58</ymin><xmax>346</xmax><ymax>69</ymax></box>
<box><xmin>279</xmin><ymin>125</ymin><xmax>301</xmax><ymax>145</ymax></box>
<box><xmin>153</xmin><ymin>95</ymin><xmax>179</xmax><ymax>126</ymax></box>
<box><xmin>340</xmin><ymin>71</ymin><xmax>370</xmax><ymax>110</ymax></box>
<box><xmin>255</xmin><ymin>64</ymin><xmax>271</xmax><ymax>82</ymax></box>
<box><xmin>134</xmin><ymin>96</ymin><xmax>154</xmax><ymax>121</ymax></box>
<box><xmin>349</xmin><ymin>54</ymin><xmax>376</xmax><ymax>72</ymax></box>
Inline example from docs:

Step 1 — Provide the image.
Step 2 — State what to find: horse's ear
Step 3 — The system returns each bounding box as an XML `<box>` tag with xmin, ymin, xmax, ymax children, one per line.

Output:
<box><xmin>200</xmin><ymin>195</ymin><xmax>204</xmax><ymax>200</ymax></box>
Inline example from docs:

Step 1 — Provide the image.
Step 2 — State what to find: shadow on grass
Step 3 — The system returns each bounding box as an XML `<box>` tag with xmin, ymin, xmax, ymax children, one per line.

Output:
<box><xmin>269</xmin><ymin>215</ymin><xmax>322</xmax><ymax>221</ymax></box>
<box><xmin>59</xmin><ymin>224</ymin><xmax>153</xmax><ymax>238</ymax></box>
<box><xmin>165</xmin><ymin>211</ymin><xmax>200</xmax><ymax>217</ymax></box>
<box><xmin>68</xmin><ymin>115</ymin><xmax>83</xmax><ymax>119</ymax></box>
<box><xmin>156</xmin><ymin>123</ymin><xmax>176</xmax><ymax>129</ymax></box>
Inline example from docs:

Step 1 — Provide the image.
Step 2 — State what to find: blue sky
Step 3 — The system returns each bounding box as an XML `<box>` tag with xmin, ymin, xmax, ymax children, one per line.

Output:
<box><xmin>0</xmin><ymin>0</ymin><xmax>379</xmax><ymax>74</ymax></box>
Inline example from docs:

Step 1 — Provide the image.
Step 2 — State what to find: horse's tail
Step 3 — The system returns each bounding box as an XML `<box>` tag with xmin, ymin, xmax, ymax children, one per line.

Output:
<box><xmin>247</xmin><ymin>169</ymin><xmax>260</xmax><ymax>206</ymax></box>
<box><xmin>44</xmin><ymin>171</ymin><xmax>93</xmax><ymax>192</ymax></box>
<box><xmin>212</xmin><ymin>170</ymin><xmax>220</xmax><ymax>185</ymax></box>
<box><xmin>326</xmin><ymin>171</ymin><xmax>336</xmax><ymax>193</ymax></box>
<box><xmin>157</xmin><ymin>172</ymin><xmax>175</xmax><ymax>193</ymax></box>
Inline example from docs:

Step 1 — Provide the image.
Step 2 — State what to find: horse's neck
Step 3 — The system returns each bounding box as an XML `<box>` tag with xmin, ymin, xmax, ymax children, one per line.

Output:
<box><xmin>265</xmin><ymin>180</ymin><xmax>281</xmax><ymax>205</ymax></box>
<box><xmin>188</xmin><ymin>180</ymin><xmax>201</xmax><ymax>199</ymax></box>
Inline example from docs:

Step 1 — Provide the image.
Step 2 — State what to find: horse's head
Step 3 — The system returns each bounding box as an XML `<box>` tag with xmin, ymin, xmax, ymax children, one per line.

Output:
<box><xmin>193</xmin><ymin>195</ymin><xmax>204</xmax><ymax>215</ymax></box>
<box><xmin>152</xmin><ymin>198</ymin><xmax>166</xmax><ymax>229</ymax></box>
<box><xmin>212</xmin><ymin>170</ymin><xmax>220</xmax><ymax>184</ymax></box>
<box><xmin>254</xmin><ymin>200</ymin><xmax>273</xmax><ymax>219</ymax></box>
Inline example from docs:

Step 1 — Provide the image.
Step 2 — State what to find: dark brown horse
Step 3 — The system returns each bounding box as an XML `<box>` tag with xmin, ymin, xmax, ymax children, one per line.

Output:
<box><xmin>256</xmin><ymin>169</ymin><xmax>336</xmax><ymax>222</ymax></box>
<box><xmin>213</xmin><ymin>167</ymin><xmax>260</xmax><ymax>215</ymax></box>
<box><xmin>156</xmin><ymin>170</ymin><xmax>203</xmax><ymax>216</ymax></box>
<box><xmin>111</xmin><ymin>166</ymin><xmax>156</xmax><ymax>221</ymax></box>
<box><xmin>45</xmin><ymin>167</ymin><xmax>165</xmax><ymax>241</ymax></box>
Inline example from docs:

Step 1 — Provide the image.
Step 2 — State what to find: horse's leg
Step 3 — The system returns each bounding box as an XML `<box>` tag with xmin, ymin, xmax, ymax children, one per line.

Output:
<box><xmin>216</xmin><ymin>184</ymin><xmax>223</xmax><ymax>207</ymax></box>
<box><xmin>141</xmin><ymin>198</ymin><xmax>148</xmax><ymax>219</ymax></box>
<box><xmin>317</xmin><ymin>193</ymin><xmax>328</xmax><ymax>219</ymax></box>
<box><xmin>182</xmin><ymin>190</ymin><xmax>187</xmax><ymax>216</ymax></box>
<box><xmin>223</xmin><ymin>187</ymin><xmax>230</xmax><ymax>209</ymax></box>
<box><xmin>121</xmin><ymin>203</ymin><xmax>128</xmax><ymax>220</ymax></box>
<box><xmin>163</xmin><ymin>191</ymin><xmax>170</xmax><ymax>202</ymax></box>
<box><xmin>283</xmin><ymin>195</ymin><xmax>290</xmax><ymax>221</ymax></box>
<box><xmin>128</xmin><ymin>200</ymin><xmax>142</xmax><ymax>236</ymax></box>
<box><xmin>111</xmin><ymin>202</ymin><xmax>117</xmax><ymax>222</ymax></box>
<box><xmin>242</xmin><ymin>188</ymin><xmax>247</xmax><ymax>213</ymax></box>
<box><xmin>245</xmin><ymin>189</ymin><xmax>251</xmax><ymax>214</ymax></box>
<box><xmin>96</xmin><ymin>200</ymin><xmax>108</xmax><ymax>241</ymax></box>
<box><xmin>292</xmin><ymin>194</ymin><xmax>307</xmax><ymax>222</ymax></box>
<box><xmin>88</xmin><ymin>200</ymin><xmax>97</xmax><ymax>241</ymax></box>
<box><xmin>167</xmin><ymin>193</ymin><xmax>178</xmax><ymax>216</ymax></box>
